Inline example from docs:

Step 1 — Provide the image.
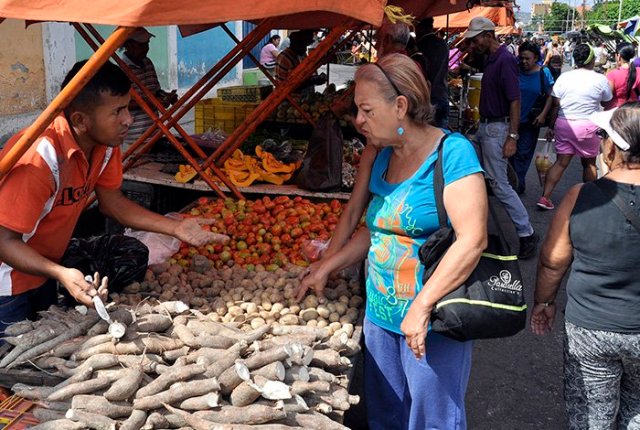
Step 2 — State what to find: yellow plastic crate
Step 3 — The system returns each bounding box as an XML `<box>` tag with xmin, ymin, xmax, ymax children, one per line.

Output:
<box><xmin>217</xmin><ymin>85</ymin><xmax>272</xmax><ymax>103</ymax></box>
<box><xmin>194</xmin><ymin>98</ymin><xmax>259</xmax><ymax>134</ymax></box>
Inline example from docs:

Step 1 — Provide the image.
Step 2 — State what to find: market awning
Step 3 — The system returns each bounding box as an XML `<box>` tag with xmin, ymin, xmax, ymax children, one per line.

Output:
<box><xmin>0</xmin><ymin>0</ymin><xmax>387</xmax><ymax>189</ymax></box>
<box><xmin>432</xmin><ymin>4</ymin><xmax>516</xmax><ymax>33</ymax></box>
<box><xmin>0</xmin><ymin>0</ymin><xmax>385</xmax><ymax>28</ymax></box>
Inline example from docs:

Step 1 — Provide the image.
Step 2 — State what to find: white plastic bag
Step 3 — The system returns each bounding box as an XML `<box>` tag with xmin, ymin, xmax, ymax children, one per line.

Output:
<box><xmin>124</xmin><ymin>213</ymin><xmax>182</xmax><ymax>265</ymax></box>
<box><xmin>534</xmin><ymin>140</ymin><xmax>556</xmax><ymax>186</ymax></box>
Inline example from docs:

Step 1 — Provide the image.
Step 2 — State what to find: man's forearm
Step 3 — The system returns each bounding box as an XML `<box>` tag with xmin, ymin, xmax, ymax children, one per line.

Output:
<box><xmin>0</xmin><ymin>236</ymin><xmax>64</xmax><ymax>282</ymax></box>
<box><xmin>96</xmin><ymin>189</ymin><xmax>179</xmax><ymax>237</ymax></box>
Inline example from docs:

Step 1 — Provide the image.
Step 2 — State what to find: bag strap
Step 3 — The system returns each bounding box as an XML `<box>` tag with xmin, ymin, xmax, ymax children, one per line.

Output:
<box><xmin>433</xmin><ymin>133</ymin><xmax>451</xmax><ymax>229</ymax></box>
<box><xmin>593</xmin><ymin>180</ymin><xmax>640</xmax><ymax>232</ymax></box>
<box><xmin>539</xmin><ymin>67</ymin><xmax>547</xmax><ymax>96</ymax></box>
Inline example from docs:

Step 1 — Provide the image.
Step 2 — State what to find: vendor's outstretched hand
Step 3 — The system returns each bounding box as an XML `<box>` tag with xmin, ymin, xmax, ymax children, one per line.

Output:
<box><xmin>174</xmin><ymin>218</ymin><xmax>229</xmax><ymax>246</ymax></box>
<box><xmin>295</xmin><ymin>262</ymin><xmax>328</xmax><ymax>304</ymax></box>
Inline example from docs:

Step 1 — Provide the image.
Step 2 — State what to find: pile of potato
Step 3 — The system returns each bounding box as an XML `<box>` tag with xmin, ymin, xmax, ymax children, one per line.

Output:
<box><xmin>111</xmin><ymin>259</ymin><xmax>363</xmax><ymax>339</ymax></box>
<box><xmin>0</xmin><ymin>268</ymin><xmax>363</xmax><ymax>430</ymax></box>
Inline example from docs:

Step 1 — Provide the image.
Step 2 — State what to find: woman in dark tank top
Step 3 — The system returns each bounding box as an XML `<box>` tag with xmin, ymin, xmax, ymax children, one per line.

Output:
<box><xmin>531</xmin><ymin>102</ymin><xmax>640</xmax><ymax>429</ymax></box>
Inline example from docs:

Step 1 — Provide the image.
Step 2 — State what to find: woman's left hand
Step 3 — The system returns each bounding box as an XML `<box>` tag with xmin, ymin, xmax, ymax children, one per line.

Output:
<box><xmin>530</xmin><ymin>303</ymin><xmax>556</xmax><ymax>335</ymax></box>
<box><xmin>400</xmin><ymin>301</ymin><xmax>432</xmax><ymax>360</ymax></box>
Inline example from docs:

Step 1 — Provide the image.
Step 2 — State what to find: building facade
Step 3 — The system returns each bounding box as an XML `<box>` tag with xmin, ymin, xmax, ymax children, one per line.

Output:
<box><xmin>0</xmin><ymin>20</ymin><xmax>253</xmax><ymax>145</ymax></box>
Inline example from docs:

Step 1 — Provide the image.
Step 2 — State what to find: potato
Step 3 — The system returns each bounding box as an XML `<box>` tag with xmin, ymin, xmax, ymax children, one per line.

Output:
<box><xmin>334</xmin><ymin>303</ymin><xmax>347</xmax><ymax>316</ymax></box>
<box><xmin>303</xmin><ymin>295</ymin><xmax>319</xmax><ymax>309</ymax></box>
<box><xmin>271</xmin><ymin>303</ymin><xmax>284</xmax><ymax>314</ymax></box>
<box><xmin>329</xmin><ymin>313</ymin><xmax>340</xmax><ymax>323</ymax></box>
<box><xmin>338</xmin><ymin>295</ymin><xmax>350</xmax><ymax>305</ymax></box>
<box><xmin>316</xmin><ymin>305</ymin><xmax>331</xmax><ymax>319</ymax></box>
<box><xmin>251</xmin><ymin>318</ymin><xmax>266</xmax><ymax>329</ymax></box>
<box><xmin>317</xmin><ymin>320</ymin><xmax>328</xmax><ymax>328</ymax></box>
<box><xmin>349</xmin><ymin>295</ymin><xmax>364</xmax><ymax>308</ymax></box>
<box><xmin>289</xmin><ymin>305</ymin><xmax>301</xmax><ymax>315</ymax></box>
<box><xmin>300</xmin><ymin>309</ymin><xmax>319</xmax><ymax>322</ymax></box>
<box><xmin>279</xmin><ymin>314</ymin><xmax>299</xmax><ymax>325</ymax></box>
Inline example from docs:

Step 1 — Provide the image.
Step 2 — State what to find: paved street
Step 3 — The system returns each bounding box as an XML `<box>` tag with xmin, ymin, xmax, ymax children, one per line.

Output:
<box><xmin>466</xmin><ymin>141</ymin><xmax>582</xmax><ymax>430</ymax></box>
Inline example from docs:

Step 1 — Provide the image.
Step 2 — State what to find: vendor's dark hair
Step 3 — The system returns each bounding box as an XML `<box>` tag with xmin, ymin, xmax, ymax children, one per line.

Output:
<box><xmin>573</xmin><ymin>43</ymin><xmax>593</xmax><ymax>68</ymax></box>
<box><xmin>617</xmin><ymin>44</ymin><xmax>637</xmax><ymax>101</ymax></box>
<box><xmin>61</xmin><ymin>60</ymin><xmax>131</xmax><ymax>113</ymax></box>
<box><xmin>355</xmin><ymin>53</ymin><xmax>433</xmax><ymax>126</ymax></box>
<box><xmin>269</xmin><ymin>35</ymin><xmax>281</xmax><ymax>44</ymax></box>
<box><xmin>611</xmin><ymin>102</ymin><xmax>640</xmax><ymax>163</ymax></box>
<box><xmin>518</xmin><ymin>41</ymin><xmax>541</xmax><ymax>61</ymax></box>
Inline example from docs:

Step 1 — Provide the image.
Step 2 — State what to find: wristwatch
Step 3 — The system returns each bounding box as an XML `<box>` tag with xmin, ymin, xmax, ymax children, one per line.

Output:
<box><xmin>508</xmin><ymin>132</ymin><xmax>519</xmax><ymax>140</ymax></box>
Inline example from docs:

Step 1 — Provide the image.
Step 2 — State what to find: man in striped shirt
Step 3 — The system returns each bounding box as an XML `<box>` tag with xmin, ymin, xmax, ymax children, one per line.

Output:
<box><xmin>275</xmin><ymin>30</ymin><xmax>326</xmax><ymax>95</ymax></box>
<box><xmin>121</xmin><ymin>27</ymin><xmax>177</xmax><ymax>148</ymax></box>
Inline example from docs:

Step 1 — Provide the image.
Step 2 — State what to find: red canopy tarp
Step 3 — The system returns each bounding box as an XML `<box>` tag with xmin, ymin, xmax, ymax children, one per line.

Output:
<box><xmin>433</xmin><ymin>4</ymin><xmax>517</xmax><ymax>33</ymax></box>
<box><xmin>0</xmin><ymin>0</ymin><xmax>385</xmax><ymax>28</ymax></box>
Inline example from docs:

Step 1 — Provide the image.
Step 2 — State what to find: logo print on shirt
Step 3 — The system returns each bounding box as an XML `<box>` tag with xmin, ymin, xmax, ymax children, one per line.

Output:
<box><xmin>56</xmin><ymin>184</ymin><xmax>91</xmax><ymax>206</ymax></box>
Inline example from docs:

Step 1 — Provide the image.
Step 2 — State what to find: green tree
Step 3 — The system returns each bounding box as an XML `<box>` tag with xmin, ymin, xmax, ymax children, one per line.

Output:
<box><xmin>587</xmin><ymin>0</ymin><xmax>640</xmax><ymax>27</ymax></box>
<box><xmin>544</xmin><ymin>3</ymin><xmax>575</xmax><ymax>33</ymax></box>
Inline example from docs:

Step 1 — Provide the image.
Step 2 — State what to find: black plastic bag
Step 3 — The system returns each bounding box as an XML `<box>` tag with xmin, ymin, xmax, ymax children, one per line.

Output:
<box><xmin>62</xmin><ymin>234</ymin><xmax>149</xmax><ymax>293</ymax></box>
<box><xmin>296</xmin><ymin>113</ymin><xmax>343</xmax><ymax>191</ymax></box>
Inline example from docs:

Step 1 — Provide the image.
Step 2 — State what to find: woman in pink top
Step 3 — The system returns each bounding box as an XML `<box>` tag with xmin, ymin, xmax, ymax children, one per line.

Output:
<box><xmin>607</xmin><ymin>44</ymin><xmax>640</xmax><ymax>108</ymax></box>
<box><xmin>259</xmin><ymin>35</ymin><xmax>281</xmax><ymax>69</ymax></box>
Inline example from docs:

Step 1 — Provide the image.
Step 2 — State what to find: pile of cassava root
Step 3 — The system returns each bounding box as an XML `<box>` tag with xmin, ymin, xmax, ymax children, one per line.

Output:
<box><xmin>0</xmin><ymin>266</ymin><xmax>363</xmax><ymax>430</ymax></box>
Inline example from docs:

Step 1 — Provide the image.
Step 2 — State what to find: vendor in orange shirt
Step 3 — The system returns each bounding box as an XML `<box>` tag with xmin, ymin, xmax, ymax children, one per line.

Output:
<box><xmin>0</xmin><ymin>61</ymin><xmax>228</xmax><ymax>336</ymax></box>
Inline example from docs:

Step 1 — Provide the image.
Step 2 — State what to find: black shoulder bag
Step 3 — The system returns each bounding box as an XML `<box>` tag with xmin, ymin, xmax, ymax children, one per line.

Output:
<box><xmin>418</xmin><ymin>137</ymin><xmax>527</xmax><ymax>341</ymax></box>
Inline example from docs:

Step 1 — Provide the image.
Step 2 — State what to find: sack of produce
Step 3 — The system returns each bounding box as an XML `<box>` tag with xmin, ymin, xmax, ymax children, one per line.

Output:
<box><xmin>296</xmin><ymin>113</ymin><xmax>343</xmax><ymax>191</ymax></box>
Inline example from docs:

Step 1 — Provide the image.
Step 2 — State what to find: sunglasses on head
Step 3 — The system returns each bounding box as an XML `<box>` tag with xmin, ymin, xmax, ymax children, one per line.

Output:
<box><xmin>596</xmin><ymin>128</ymin><xmax>609</xmax><ymax>139</ymax></box>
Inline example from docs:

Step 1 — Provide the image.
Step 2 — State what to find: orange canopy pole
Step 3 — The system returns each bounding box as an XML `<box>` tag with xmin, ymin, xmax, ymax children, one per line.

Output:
<box><xmin>207</xmin><ymin>20</ymin><xmax>353</xmax><ymax>168</ymax></box>
<box><xmin>0</xmin><ymin>26</ymin><xmax>135</xmax><ymax>179</ymax></box>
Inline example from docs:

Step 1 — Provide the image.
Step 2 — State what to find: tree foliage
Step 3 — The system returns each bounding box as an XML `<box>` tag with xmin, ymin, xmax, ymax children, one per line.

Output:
<box><xmin>544</xmin><ymin>2</ymin><xmax>576</xmax><ymax>33</ymax></box>
<box><xmin>587</xmin><ymin>0</ymin><xmax>640</xmax><ymax>27</ymax></box>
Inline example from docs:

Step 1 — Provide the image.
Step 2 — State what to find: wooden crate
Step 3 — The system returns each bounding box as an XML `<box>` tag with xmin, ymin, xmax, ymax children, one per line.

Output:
<box><xmin>0</xmin><ymin>396</ymin><xmax>38</xmax><ymax>429</ymax></box>
<box><xmin>194</xmin><ymin>98</ymin><xmax>259</xmax><ymax>134</ymax></box>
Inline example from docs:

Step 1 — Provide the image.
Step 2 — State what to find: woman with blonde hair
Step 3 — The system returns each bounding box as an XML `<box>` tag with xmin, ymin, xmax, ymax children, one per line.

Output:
<box><xmin>533</xmin><ymin>103</ymin><xmax>640</xmax><ymax>429</ymax></box>
<box><xmin>297</xmin><ymin>53</ymin><xmax>488</xmax><ymax>429</ymax></box>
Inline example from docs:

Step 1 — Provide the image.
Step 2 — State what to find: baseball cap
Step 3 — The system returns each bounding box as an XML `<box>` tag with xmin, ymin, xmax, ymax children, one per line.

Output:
<box><xmin>463</xmin><ymin>17</ymin><xmax>496</xmax><ymax>39</ymax></box>
<box><xmin>127</xmin><ymin>27</ymin><xmax>155</xmax><ymax>43</ymax></box>
<box><xmin>590</xmin><ymin>108</ymin><xmax>630</xmax><ymax>151</ymax></box>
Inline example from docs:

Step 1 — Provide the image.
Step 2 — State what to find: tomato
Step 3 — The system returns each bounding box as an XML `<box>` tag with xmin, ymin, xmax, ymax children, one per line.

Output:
<box><xmin>274</xmin><ymin>196</ymin><xmax>290</xmax><ymax>204</ymax></box>
<box><xmin>281</xmin><ymin>233</ymin><xmax>292</xmax><ymax>244</ymax></box>
<box><xmin>291</xmin><ymin>227</ymin><xmax>303</xmax><ymax>238</ymax></box>
<box><xmin>236</xmin><ymin>240</ymin><xmax>248</xmax><ymax>251</ymax></box>
<box><xmin>197</xmin><ymin>197</ymin><xmax>209</xmax><ymax>205</ymax></box>
<box><xmin>285</xmin><ymin>216</ymin><xmax>299</xmax><ymax>225</ymax></box>
<box><xmin>270</xmin><ymin>224</ymin><xmax>283</xmax><ymax>235</ymax></box>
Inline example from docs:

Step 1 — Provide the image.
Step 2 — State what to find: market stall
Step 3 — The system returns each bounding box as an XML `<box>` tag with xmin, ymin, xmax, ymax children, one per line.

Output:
<box><xmin>0</xmin><ymin>2</ymin><xmax>386</xmax><ymax>428</ymax></box>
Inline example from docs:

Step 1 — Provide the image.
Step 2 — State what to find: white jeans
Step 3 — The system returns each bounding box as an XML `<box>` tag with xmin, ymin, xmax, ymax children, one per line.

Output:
<box><xmin>477</xmin><ymin>121</ymin><xmax>534</xmax><ymax>237</ymax></box>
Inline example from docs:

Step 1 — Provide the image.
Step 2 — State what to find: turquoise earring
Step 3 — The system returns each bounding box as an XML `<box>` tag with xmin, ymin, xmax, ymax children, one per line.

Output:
<box><xmin>397</xmin><ymin>127</ymin><xmax>405</xmax><ymax>136</ymax></box>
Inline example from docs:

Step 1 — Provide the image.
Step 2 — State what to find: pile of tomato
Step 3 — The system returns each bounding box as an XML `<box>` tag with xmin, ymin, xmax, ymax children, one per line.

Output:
<box><xmin>173</xmin><ymin>195</ymin><xmax>343</xmax><ymax>270</ymax></box>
